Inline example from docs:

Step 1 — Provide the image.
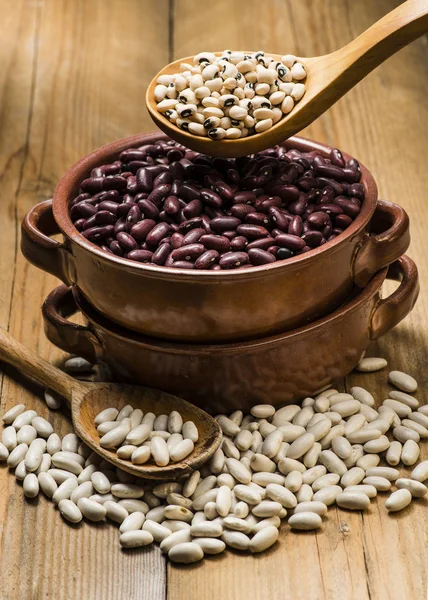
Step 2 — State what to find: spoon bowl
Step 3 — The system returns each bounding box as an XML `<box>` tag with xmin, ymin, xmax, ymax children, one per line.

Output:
<box><xmin>146</xmin><ymin>51</ymin><xmax>313</xmax><ymax>158</ymax></box>
<box><xmin>146</xmin><ymin>0</ymin><xmax>428</xmax><ymax>157</ymax></box>
<box><xmin>0</xmin><ymin>328</ymin><xmax>222</xmax><ymax>480</ymax></box>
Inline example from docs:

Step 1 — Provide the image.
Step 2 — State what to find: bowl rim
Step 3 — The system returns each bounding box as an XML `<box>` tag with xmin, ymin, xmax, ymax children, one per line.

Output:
<box><xmin>53</xmin><ymin>132</ymin><xmax>378</xmax><ymax>281</ymax></box>
<box><xmin>68</xmin><ymin>264</ymin><xmax>386</xmax><ymax>352</ymax></box>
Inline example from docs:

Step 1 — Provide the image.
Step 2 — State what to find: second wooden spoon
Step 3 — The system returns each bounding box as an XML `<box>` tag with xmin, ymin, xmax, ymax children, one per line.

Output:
<box><xmin>0</xmin><ymin>327</ymin><xmax>221</xmax><ymax>480</ymax></box>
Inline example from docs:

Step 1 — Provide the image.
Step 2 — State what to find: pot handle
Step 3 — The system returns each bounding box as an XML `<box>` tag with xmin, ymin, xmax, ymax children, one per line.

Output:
<box><xmin>42</xmin><ymin>285</ymin><xmax>99</xmax><ymax>363</ymax></box>
<box><xmin>370</xmin><ymin>255</ymin><xmax>419</xmax><ymax>340</ymax></box>
<box><xmin>21</xmin><ymin>199</ymin><xmax>72</xmax><ymax>283</ymax></box>
<box><xmin>353</xmin><ymin>200</ymin><xmax>410</xmax><ymax>287</ymax></box>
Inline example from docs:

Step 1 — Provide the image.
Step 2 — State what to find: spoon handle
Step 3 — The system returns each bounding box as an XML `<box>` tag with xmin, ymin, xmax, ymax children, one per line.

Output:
<box><xmin>0</xmin><ymin>327</ymin><xmax>77</xmax><ymax>402</ymax></box>
<box><xmin>336</xmin><ymin>0</ymin><xmax>428</xmax><ymax>75</ymax></box>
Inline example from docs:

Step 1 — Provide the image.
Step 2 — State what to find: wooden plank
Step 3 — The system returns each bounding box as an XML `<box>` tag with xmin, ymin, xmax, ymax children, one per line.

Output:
<box><xmin>169</xmin><ymin>1</ymin><xmax>428</xmax><ymax>599</ymax></box>
<box><xmin>0</xmin><ymin>1</ymin><xmax>169</xmax><ymax>599</ymax></box>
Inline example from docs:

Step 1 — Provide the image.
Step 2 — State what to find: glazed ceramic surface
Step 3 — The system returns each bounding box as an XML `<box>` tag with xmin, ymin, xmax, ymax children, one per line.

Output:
<box><xmin>22</xmin><ymin>133</ymin><xmax>410</xmax><ymax>342</ymax></box>
<box><xmin>42</xmin><ymin>256</ymin><xmax>418</xmax><ymax>414</ymax></box>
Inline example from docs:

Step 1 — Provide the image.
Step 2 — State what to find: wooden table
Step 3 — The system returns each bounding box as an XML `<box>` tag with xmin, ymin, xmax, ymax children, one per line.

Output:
<box><xmin>0</xmin><ymin>1</ymin><xmax>427</xmax><ymax>598</ymax></box>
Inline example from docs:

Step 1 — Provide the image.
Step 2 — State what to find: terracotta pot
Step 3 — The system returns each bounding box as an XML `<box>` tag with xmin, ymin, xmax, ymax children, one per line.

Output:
<box><xmin>42</xmin><ymin>256</ymin><xmax>418</xmax><ymax>414</ymax></box>
<box><xmin>23</xmin><ymin>133</ymin><xmax>410</xmax><ymax>343</ymax></box>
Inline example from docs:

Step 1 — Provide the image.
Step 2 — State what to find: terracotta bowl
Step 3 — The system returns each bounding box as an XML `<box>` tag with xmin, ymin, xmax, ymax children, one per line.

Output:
<box><xmin>42</xmin><ymin>256</ymin><xmax>418</xmax><ymax>414</ymax></box>
<box><xmin>23</xmin><ymin>132</ymin><xmax>410</xmax><ymax>343</ymax></box>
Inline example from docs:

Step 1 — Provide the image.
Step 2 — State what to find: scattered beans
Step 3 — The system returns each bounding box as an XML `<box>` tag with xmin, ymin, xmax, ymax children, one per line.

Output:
<box><xmin>69</xmin><ymin>139</ymin><xmax>364</xmax><ymax>270</ymax></box>
<box><xmin>2</xmin><ymin>353</ymin><xmax>428</xmax><ymax>567</ymax></box>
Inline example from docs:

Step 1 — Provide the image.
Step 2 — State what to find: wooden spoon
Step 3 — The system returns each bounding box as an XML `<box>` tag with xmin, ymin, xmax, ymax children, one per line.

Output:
<box><xmin>146</xmin><ymin>0</ymin><xmax>428</xmax><ymax>157</ymax></box>
<box><xmin>0</xmin><ymin>328</ymin><xmax>221</xmax><ymax>480</ymax></box>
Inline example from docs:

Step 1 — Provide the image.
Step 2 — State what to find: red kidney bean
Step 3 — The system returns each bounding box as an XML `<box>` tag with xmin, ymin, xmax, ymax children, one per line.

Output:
<box><xmin>194</xmin><ymin>250</ymin><xmax>219</xmax><ymax>269</ymax></box>
<box><xmin>267</xmin><ymin>245</ymin><xmax>279</xmax><ymax>256</ymax></box>
<box><xmin>74</xmin><ymin>218</ymin><xmax>86</xmax><ymax>231</ymax></box>
<box><xmin>200</xmin><ymin>188</ymin><xmax>223</xmax><ymax>208</ymax></box>
<box><xmin>255</xmin><ymin>196</ymin><xmax>282</xmax><ymax>214</ymax></box>
<box><xmin>138</xmin><ymin>198</ymin><xmax>160</xmax><ymax>220</ymax></box>
<box><xmin>236</xmin><ymin>224</ymin><xmax>269</xmax><ymax>239</ymax></box>
<box><xmin>129</xmin><ymin>219</ymin><xmax>156</xmax><ymax>242</ymax></box>
<box><xmin>179</xmin><ymin>183</ymin><xmax>201</xmax><ymax>201</ymax></box>
<box><xmin>233</xmin><ymin>191</ymin><xmax>257</xmax><ymax>205</ymax></box>
<box><xmin>248</xmin><ymin>248</ymin><xmax>276</xmax><ymax>265</ymax></box>
<box><xmin>182</xmin><ymin>199</ymin><xmax>203</xmax><ymax>219</ymax></box>
<box><xmin>178</xmin><ymin>217</ymin><xmax>203</xmax><ymax>233</ymax></box>
<box><xmin>209</xmin><ymin>216</ymin><xmax>241</xmax><ymax>233</ymax></box>
<box><xmin>146</xmin><ymin>223</ymin><xmax>171</xmax><ymax>247</ymax></box>
<box><xmin>172</xmin><ymin>261</ymin><xmax>194</xmax><ymax>269</ymax></box>
<box><xmin>211</xmin><ymin>264</ymin><xmax>222</xmax><ymax>271</ymax></box>
<box><xmin>82</xmin><ymin>214</ymin><xmax>97</xmax><ymax>229</ymax></box>
<box><xmin>307</xmin><ymin>211</ymin><xmax>330</xmax><ymax>229</ymax></box>
<box><xmin>288</xmin><ymin>193</ymin><xmax>308</xmax><ymax>215</ymax></box>
<box><xmin>71</xmin><ymin>192</ymin><xmax>92</xmax><ymax>205</ymax></box>
<box><xmin>153</xmin><ymin>171</ymin><xmax>173</xmax><ymax>186</ymax></box>
<box><xmin>335</xmin><ymin>214</ymin><xmax>353</xmax><ymax>228</ymax></box>
<box><xmin>230</xmin><ymin>204</ymin><xmax>256</xmax><ymax>219</ymax></box>
<box><xmin>110</xmin><ymin>240</ymin><xmax>124</xmax><ymax>256</ymax></box>
<box><xmin>116</xmin><ymin>231</ymin><xmax>137</xmax><ymax>252</ymax></box>
<box><xmin>200</xmin><ymin>215</ymin><xmax>212</xmax><ymax>233</ymax></box>
<box><xmin>113</xmin><ymin>217</ymin><xmax>127</xmax><ymax>235</ymax></box>
<box><xmin>82</xmin><ymin>225</ymin><xmax>115</xmax><ymax>241</ymax></box>
<box><xmin>167</xmin><ymin>148</ymin><xmax>184</xmax><ymax>162</ymax></box>
<box><xmin>182</xmin><ymin>228</ymin><xmax>205</xmax><ymax>245</ymax></box>
<box><xmin>222</xmin><ymin>230</ymin><xmax>237</xmax><ymax>240</ymax></box>
<box><xmin>152</xmin><ymin>243</ymin><xmax>171</xmax><ymax>266</ymax></box>
<box><xmin>98</xmin><ymin>200</ymin><xmax>119</xmax><ymax>214</ymax></box>
<box><xmin>333</xmin><ymin>196</ymin><xmax>360</xmax><ymax>218</ymax></box>
<box><xmin>199</xmin><ymin>234</ymin><xmax>231</xmax><ymax>252</ymax></box>
<box><xmin>317</xmin><ymin>177</ymin><xmax>344</xmax><ymax>195</ymax></box>
<box><xmin>164</xmin><ymin>195</ymin><xmax>181</xmax><ymax>215</ymax></box>
<box><xmin>213</xmin><ymin>181</ymin><xmax>234</xmax><ymax>202</ymax></box>
<box><xmin>230</xmin><ymin>236</ymin><xmax>248</xmax><ymax>251</ymax></box>
<box><xmin>95</xmin><ymin>210</ymin><xmax>116</xmax><ymax>225</ymax></box>
<box><xmin>170</xmin><ymin>179</ymin><xmax>182</xmax><ymax>195</ymax></box>
<box><xmin>219</xmin><ymin>252</ymin><xmax>250</xmax><ymax>269</ymax></box>
<box><xmin>247</xmin><ymin>237</ymin><xmax>275</xmax><ymax>251</ymax></box>
<box><xmin>171</xmin><ymin>233</ymin><xmax>184</xmax><ymax>249</ymax></box>
<box><xmin>171</xmin><ymin>244</ymin><xmax>205</xmax><ymax>261</ymax></box>
<box><xmin>126</xmin><ymin>205</ymin><xmax>142</xmax><ymax>228</ymax></box>
<box><xmin>275</xmin><ymin>234</ymin><xmax>306</xmax><ymax>251</ymax></box>
<box><xmin>147</xmin><ymin>184</ymin><xmax>171</xmax><ymax>206</ymax></box>
<box><xmin>269</xmin><ymin>206</ymin><xmax>290</xmax><ymax>231</ymax></box>
<box><xmin>268</xmin><ymin>184</ymin><xmax>300</xmax><ymax>204</ymax></box>
<box><xmin>244</xmin><ymin>212</ymin><xmax>271</xmax><ymax>229</ymax></box>
<box><xmin>116</xmin><ymin>202</ymin><xmax>134</xmax><ymax>218</ymax></box>
<box><xmin>349</xmin><ymin>183</ymin><xmax>364</xmax><ymax>199</ymax></box>
<box><xmin>303</xmin><ymin>230</ymin><xmax>324</xmax><ymax>247</ymax></box>
<box><xmin>330</xmin><ymin>148</ymin><xmax>345</xmax><ymax>167</ymax></box>
<box><xmin>127</xmin><ymin>249</ymin><xmax>153</xmax><ymax>262</ymax></box>
<box><xmin>288</xmin><ymin>215</ymin><xmax>303</xmax><ymax>237</ymax></box>
<box><xmin>70</xmin><ymin>202</ymin><xmax>97</xmax><ymax>220</ymax></box>
<box><xmin>317</xmin><ymin>203</ymin><xmax>343</xmax><ymax>216</ymax></box>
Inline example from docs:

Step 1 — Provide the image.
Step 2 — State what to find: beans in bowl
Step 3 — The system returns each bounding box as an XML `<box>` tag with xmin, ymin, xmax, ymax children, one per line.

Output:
<box><xmin>69</xmin><ymin>140</ymin><xmax>364</xmax><ymax>270</ymax></box>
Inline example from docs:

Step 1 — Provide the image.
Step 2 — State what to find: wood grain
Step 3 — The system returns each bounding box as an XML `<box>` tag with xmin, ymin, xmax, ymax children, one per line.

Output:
<box><xmin>0</xmin><ymin>1</ymin><xmax>169</xmax><ymax>599</ymax></box>
<box><xmin>169</xmin><ymin>1</ymin><xmax>428</xmax><ymax>599</ymax></box>
<box><xmin>1</xmin><ymin>1</ymin><xmax>428</xmax><ymax>599</ymax></box>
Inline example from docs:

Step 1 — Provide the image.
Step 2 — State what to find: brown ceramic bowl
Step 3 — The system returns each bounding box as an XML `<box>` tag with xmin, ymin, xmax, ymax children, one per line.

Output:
<box><xmin>42</xmin><ymin>256</ymin><xmax>418</xmax><ymax>414</ymax></box>
<box><xmin>23</xmin><ymin>133</ymin><xmax>410</xmax><ymax>343</ymax></box>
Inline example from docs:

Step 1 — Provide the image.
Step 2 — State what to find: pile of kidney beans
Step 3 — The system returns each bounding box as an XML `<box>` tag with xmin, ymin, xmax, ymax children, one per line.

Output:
<box><xmin>69</xmin><ymin>139</ymin><xmax>364</xmax><ymax>270</ymax></box>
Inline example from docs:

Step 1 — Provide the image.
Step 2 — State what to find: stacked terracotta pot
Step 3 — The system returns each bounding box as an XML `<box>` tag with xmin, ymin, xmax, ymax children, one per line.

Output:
<box><xmin>21</xmin><ymin>134</ymin><xmax>418</xmax><ymax>414</ymax></box>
